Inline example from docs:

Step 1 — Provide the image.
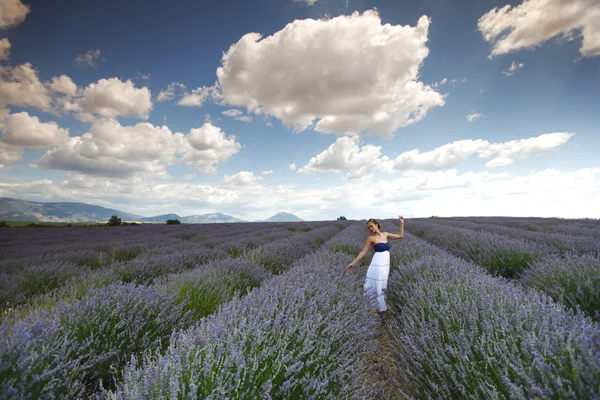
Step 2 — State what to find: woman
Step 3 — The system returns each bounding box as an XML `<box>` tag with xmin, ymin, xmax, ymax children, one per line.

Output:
<box><xmin>346</xmin><ymin>216</ymin><xmax>404</xmax><ymax>313</ymax></box>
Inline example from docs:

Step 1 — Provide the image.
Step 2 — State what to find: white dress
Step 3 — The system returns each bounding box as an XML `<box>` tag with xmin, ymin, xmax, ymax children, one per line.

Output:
<box><xmin>364</xmin><ymin>242</ymin><xmax>390</xmax><ymax>312</ymax></box>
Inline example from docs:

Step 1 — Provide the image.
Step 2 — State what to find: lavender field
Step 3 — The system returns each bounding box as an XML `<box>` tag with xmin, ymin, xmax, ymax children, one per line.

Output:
<box><xmin>1</xmin><ymin>217</ymin><xmax>600</xmax><ymax>399</ymax></box>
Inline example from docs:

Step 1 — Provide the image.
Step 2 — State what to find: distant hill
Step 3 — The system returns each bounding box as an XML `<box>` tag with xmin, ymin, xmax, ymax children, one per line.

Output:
<box><xmin>140</xmin><ymin>214</ymin><xmax>182</xmax><ymax>223</ymax></box>
<box><xmin>0</xmin><ymin>197</ymin><xmax>307</xmax><ymax>224</ymax></box>
<box><xmin>0</xmin><ymin>197</ymin><xmax>143</xmax><ymax>223</ymax></box>
<box><xmin>182</xmin><ymin>213</ymin><xmax>244</xmax><ymax>224</ymax></box>
<box><xmin>264</xmin><ymin>212</ymin><xmax>303</xmax><ymax>222</ymax></box>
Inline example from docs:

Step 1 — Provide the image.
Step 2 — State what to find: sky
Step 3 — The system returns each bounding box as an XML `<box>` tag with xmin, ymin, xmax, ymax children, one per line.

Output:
<box><xmin>0</xmin><ymin>0</ymin><xmax>599</xmax><ymax>221</ymax></box>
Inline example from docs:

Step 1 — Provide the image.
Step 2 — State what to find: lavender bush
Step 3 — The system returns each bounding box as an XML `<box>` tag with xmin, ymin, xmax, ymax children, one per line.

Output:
<box><xmin>520</xmin><ymin>254</ymin><xmax>600</xmax><ymax>321</ymax></box>
<box><xmin>108</xmin><ymin>249</ymin><xmax>378</xmax><ymax>399</ymax></box>
<box><xmin>386</xmin><ymin>253</ymin><xmax>600</xmax><ymax>399</ymax></box>
<box><xmin>246</xmin><ymin>225</ymin><xmax>341</xmax><ymax>274</ymax></box>
<box><xmin>159</xmin><ymin>257</ymin><xmax>272</xmax><ymax>320</ymax></box>
<box><xmin>407</xmin><ymin>219</ymin><xmax>550</xmax><ymax>278</ymax></box>
<box><xmin>0</xmin><ymin>282</ymin><xmax>191</xmax><ymax>398</ymax></box>
<box><xmin>425</xmin><ymin>217</ymin><xmax>600</xmax><ymax>256</ymax></box>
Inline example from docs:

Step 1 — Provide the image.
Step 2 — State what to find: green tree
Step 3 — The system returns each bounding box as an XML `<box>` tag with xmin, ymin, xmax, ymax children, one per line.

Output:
<box><xmin>108</xmin><ymin>215</ymin><xmax>122</xmax><ymax>226</ymax></box>
<box><xmin>166</xmin><ymin>219</ymin><xmax>181</xmax><ymax>225</ymax></box>
<box><xmin>337</xmin><ymin>216</ymin><xmax>347</xmax><ymax>220</ymax></box>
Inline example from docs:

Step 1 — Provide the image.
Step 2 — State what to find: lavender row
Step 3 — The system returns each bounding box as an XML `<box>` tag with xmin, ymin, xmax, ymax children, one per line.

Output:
<box><xmin>0</xmin><ymin>221</ymin><xmax>339</xmax><ymax>273</ymax></box>
<box><xmin>421</xmin><ymin>217</ymin><xmax>600</xmax><ymax>256</ymax></box>
<box><xmin>1</xmin><ymin>222</ymin><xmax>355</xmax><ymax>397</ymax></box>
<box><xmin>108</xmin><ymin>230</ymin><xmax>378</xmax><ymax>399</ymax></box>
<box><xmin>444</xmin><ymin>216</ymin><xmax>600</xmax><ymax>239</ymax></box>
<box><xmin>0</xmin><ymin>223</ymin><xmax>341</xmax><ymax>307</ymax></box>
<box><xmin>245</xmin><ymin>224</ymin><xmax>343</xmax><ymax>274</ymax></box>
<box><xmin>406</xmin><ymin>219</ymin><xmax>550</xmax><ymax>278</ymax></box>
<box><xmin>0</xmin><ymin>256</ymin><xmax>275</xmax><ymax>398</ymax></box>
<box><xmin>386</xmin><ymin>249</ymin><xmax>600</xmax><ymax>399</ymax></box>
<box><xmin>0</xmin><ymin>243</ymin><xmax>229</xmax><ymax>308</ymax></box>
<box><xmin>520</xmin><ymin>254</ymin><xmax>600</xmax><ymax>322</ymax></box>
<box><xmin>406</xmin><ymin>219</ymin><xmax>600</xmax><ymax>320</ymax></box>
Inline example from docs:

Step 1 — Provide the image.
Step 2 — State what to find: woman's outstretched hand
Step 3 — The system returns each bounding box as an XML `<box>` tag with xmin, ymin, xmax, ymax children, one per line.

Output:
<box><xmin>399</xmin><ymin>215</ymin><xmax>404</xmax><ymax>221</ymax></box>
<box><xmin>345</xmin><ymin>264</ymin><xmax>353</xmax><ymax>272</ymax></box>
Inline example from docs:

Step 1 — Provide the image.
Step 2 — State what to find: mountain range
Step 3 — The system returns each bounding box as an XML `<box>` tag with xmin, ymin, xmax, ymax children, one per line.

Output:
<box><xmin>0</xmin><ymin>197</ymin><xmax>303</xmax><ymax>223</ymax></box>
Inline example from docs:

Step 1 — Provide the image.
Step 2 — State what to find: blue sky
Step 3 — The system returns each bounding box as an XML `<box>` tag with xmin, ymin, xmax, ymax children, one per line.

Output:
<box><xmin>0</xmin><ymin>0</ymin><xmax>599</xmax><ymax>221</ymax></box>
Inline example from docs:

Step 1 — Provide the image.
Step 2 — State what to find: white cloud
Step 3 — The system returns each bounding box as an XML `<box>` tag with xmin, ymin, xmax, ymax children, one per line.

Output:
<box><xmin>178</xmin><ymin>123</ymin><xmax>242</xmax><ymax>173</ymax></box>
<box><xmin>502</xmin><ymin>61</ymin><xmax>524</xmax><ymax>76</ymax></box>
<box><xmin>395</xmin><ymin>132</ymin><xmax>575</xmax><ymax>171</ymax></box>
<box><xmin>74</xmin><ymin>78</ymin><xmax>153</xmax><ymax>120</ymax></box>
<box><xmin>485</xmin><ymin>156</ymin><xmax>514</xmax><ymax>167</ymax></box>
<box><xmin>395</xmin><ymin>139</ymin><xmax>490</xmax><ymax>171</ymax></box>
<box><xmin>157</xmin><ymin>82</ymin><xmax>186</xmax><ymax>102</ymax></box>
<box><xmin>479</xmin><ymin>132</ymin><xmax>575</xmax><ymax>164</ymax></box>
<box><xmin>289</xmin><ymin>163</ymin><xmax>297</xmax><ymax>171</ymax></box>
<box><xmin>0</xmin><ymin>63</ymin><xmax>53</xmax><ymax>112</ymax></box>
<box><xmin>431</xmin><ymin>77</ymin><xmax>467</xmax><ymax>88</ymax></box>
<box><xmin>0</xmin><ymin>140</ymin><xmax>22</xmax><ymax>167</ymax></box>
<box><xmin>262</xmin><ymin>169</ymin><xmax>274</xmax><ymax>175</ymax></box>
<box><xmin>2</xmin><ymin>167</ymin><xmax>598</xmax><ymax>220</ymax></box>
<box><xmin>39</xmin><ymin>120</ymin><xmax>177</xmax><ymax>178</ymax></box>
<box><xmin>50</xmin><ymin>75</ymin><xmax>77</xmax><ymax>96</ymax></box>
<box><xmin>298</xmin><ymin>135</ymin><xmax>393</xmax><ymax>178</ymax></box>
<box><xmin>38</xmin><ymin>120</ymin><xmax>241</xmax><ymax>178</ymax></box>
<box><xmin>216</xmin><ymin>10</ymin><xmax>445</xmax><ymax>138</ymax></box>
<box><xmin>177</xmin><ymin>85</ymin><xmax>218</xmax><ymax>107</ymax></box>
<box><xmin>478</xmin><ymin>0</ymin><xmax>600</xmax><ymax>58</ymax></box>
<box><xmin>222</xmin><ymin>170</ymin><xmax>262</xmax><ymax>187</ymax></box>
<box><xmin>1</xmin><ymin>112</ymin><xmax>69</xmax><ymax>149</ymax></box>
<box><xmin>222</xmin><ymin>108</ymin><xmax>253</xmax><ymax>123</ymax></box>
<box><xmin>0</xmin><ymin>0</ymin><xmax>30</xmax><ymax>28</ymax></box>
<box><xmin>466</xmin><ymin>113</ymin><xmax>484</xmax><ymax>122</ymax></box>
<box><xmin>0</xmin><ymin>38</ymin><xmax>10</xmax><ymax>60</ymax></box>
<box><xmin>75</xmin><ymin>50</ymin><xmax>101</xmax><ymax>67</ymax></box>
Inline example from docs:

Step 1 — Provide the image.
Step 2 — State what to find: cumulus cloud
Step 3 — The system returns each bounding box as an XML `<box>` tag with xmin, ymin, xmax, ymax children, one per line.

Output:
<box><xmin>3</xmin><ymin>166</ymin><xmax>598</xmax><ymax>220</ymax></box>
<box><xmin>157</xmin><ymin>82</ymin><xmax>186</xmax><ymax>102</ymax></box>
<box><xmin>0</xmin><ymin>0</ymin><xmax>30</xmax><ymax>28</ymax></box>
<box><xmin>74</xmin><ymin>78</ymin><xmax>152</xmax><ymax>120</ymax></box>
<box><xmin>38</xmin><ymin>120</ymin><xmax>241</xmax><ymax>178</ymax></box>
<box><xmin>502</xmin><ymin>61</ymin><xmax>524</xmax><ymax>76</ymax></box>
<box><xmin>1</xmin><ymin>112</ymin><xmax>69</xmax><ymax>149</ymax></box>
<box><xmin>289</xmin><ymin>163</ymin><xmax>297</xmax><ymax>171</ymax></box>
<box><xmin>222</xmin><ymin>108</ymin><xmax>253</xmax><ymax>123</ymax></box>
<box><xmin>178</xmin><ymin>123</ymin><xmax>242</xmax><ymax>174</ymax></box>
<box><xmin>216</xmin><ymin>10</ymin><xmax>445</xmax><ymax>138</ymax></box>
<box><xmin>75</xmin><ymin>50</ymin><xmax>101</xmax><ymax>67</ymax></box>
<box><xmin>222</xmin><ymin>170</ymin><xmax>262</xmax><ymax>187</ymax></box>
<box><xmin>177</xmin><ymin>85</ymin><xmax>218</xmax><ymax>107</ymax></box>
<box><xmin>0</xmin><ymin>38</ymin><xmax>10</xmax><ymax>60</ymax></box>
<box><xmin>466</xmin><ymin>113</ymin><xmax>484</xmax><ymax>122</ymax></box>
<box><xmin>298</xmin><ymin>135</ymin><xmax>393</xmax><ymax>178</ymax></box>
<box><xmin>480</xmin><ymin>132</ymin><xmax>575</xmax><ymax>166</ymax></box>
<box><xmin>50</xmin><ymin>75</ymin><xmax>77</xmax><ymax>96</ymax></box>
<box><xmin>0</xmin><ymin>63</ymin><xmax>53</xmax><ymax>112</ymax></box>
<box><xmin>262</xmin><ymin>169</ymin><xmax>274</xmax><ymax>175</ymax></box>
<box><xmin>0</xmin><ymin>140</ymin><xmax>22</xmax><ymax>167</ymax></box>
<box><xmin>478</xmin><ymin>0</ymin><xmax>600</xmax><ymax>58</ymax></box>
<box><xmin>393</xmin><ymin>132</ymin><xmax>575</xmax><ymax>171</ymax></box>
<box><xmin>39</xmin><ymin>120</ymin><xmax>177</xmax><ymax>178</ymax></box>
<box><xmin>395</xmin><ymin>139</ymin><xmax>490</xmax><ymax>171</ymax></box>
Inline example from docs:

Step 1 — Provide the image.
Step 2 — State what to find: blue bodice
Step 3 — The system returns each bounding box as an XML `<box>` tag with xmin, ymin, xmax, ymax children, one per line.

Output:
<box><xmin>373</xmin><ymin>242</ymin><xmax>390</xmax><ymax>252</ymax></box>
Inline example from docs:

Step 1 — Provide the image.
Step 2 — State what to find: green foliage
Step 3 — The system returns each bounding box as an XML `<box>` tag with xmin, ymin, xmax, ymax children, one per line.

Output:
<box><xmin>337</xmin><ymin>216</ymin><xmax>347</xmax><ymax>220</ymax></box>
<box><xmin>166</xmin><ymin>219</ymin><xmax>181</xmax><ymax>225</ymax></box>
<box><xmin>107</xmin><ymin>215</ymin><xmax>122</xmax><ymax>226</ymax></box>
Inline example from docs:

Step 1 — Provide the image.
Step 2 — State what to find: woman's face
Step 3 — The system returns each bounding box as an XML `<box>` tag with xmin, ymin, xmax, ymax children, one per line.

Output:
<box><xmin>366</xmin><ymin>222</ymin><xmax>379</xmax><ymax>234</ymax></box>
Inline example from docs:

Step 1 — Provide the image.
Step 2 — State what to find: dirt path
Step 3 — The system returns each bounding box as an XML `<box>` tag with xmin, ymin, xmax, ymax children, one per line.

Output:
<box><xmin>363</xmin><ymin>309</ymin><xmax>407</xmax><ymax>400</ymax></box>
